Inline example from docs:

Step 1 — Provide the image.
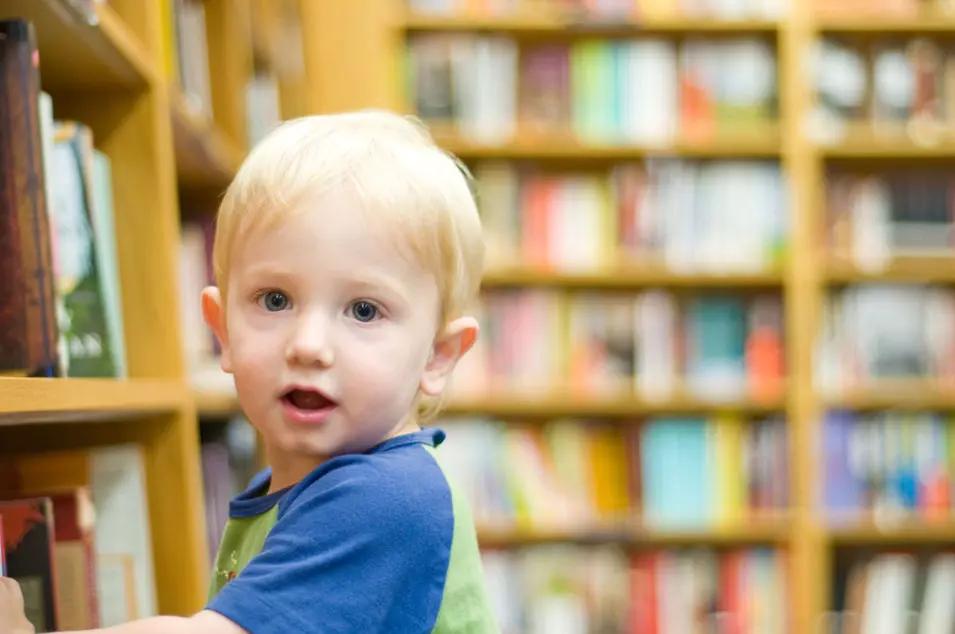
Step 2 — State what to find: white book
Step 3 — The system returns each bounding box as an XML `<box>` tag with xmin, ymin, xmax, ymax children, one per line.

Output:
<box><xmin>917</xmin><ymin>553</ymin><xmax>955</xmax><ymax>634</ymax></box>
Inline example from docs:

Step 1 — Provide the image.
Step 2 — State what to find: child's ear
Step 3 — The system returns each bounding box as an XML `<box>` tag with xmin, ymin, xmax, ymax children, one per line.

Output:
<box><xmin>419</xmin><ymin>316</ymin><xmax>479</xmax><ymax>397</ymax></box>
<box><xmin>201</xmin><ymin>286</ymin><xmax>233</xmax><ymax>374</ymax></box>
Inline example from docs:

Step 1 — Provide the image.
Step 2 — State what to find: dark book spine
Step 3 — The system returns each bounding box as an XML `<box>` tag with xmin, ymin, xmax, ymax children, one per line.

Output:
<box><xmin>0</xmin><ymin>19</ymin><xmax>59</xmax><ymax>377</ymax></box>
<box><xmin>0</xmin><ymin>498</ymin><xmax>59</xmax><ymax>632</ymax></box>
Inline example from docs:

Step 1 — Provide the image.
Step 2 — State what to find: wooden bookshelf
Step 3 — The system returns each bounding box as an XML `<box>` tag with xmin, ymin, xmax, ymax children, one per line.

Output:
<box><xmin>0</xmin><ymin>0</ymin><xmax>296</xmax><ymax>621</ymax></box>
<box><xmin>816</xmin><ymin>11</ymin><xmax>955</xmax><ymax>34</ymax></box>
<box><xmin>0</xmin><ymin>0</ymin><xmax>153</xmax><ymax>89</ymax></box>
<box><xmin>403</xmin><ymin>12</ymin><xmax>780</xmax><ymax>35</ymax></box>
<box><xmin>159</xmin><ymin>0</ymin><xmax>955</xmax><ymax>629</ymax></box>
<box><xmin>444</xmin><ymin>392</ymin><xmax>785</xmax><ymax>418</ymax></box>
<box><xmin>828</xmin><ymin>521</ymin><xmax>955</xmax><ymax>544</ymax></box>
<box><xmin>429</xmin><ymin>123</ymin><xmax>782</xmax><ymax>159</ymax></box>
<box><xmin>826</xmin><ymin>257</ymin><xmax>955</xmax><ymax>284</ymax></box>
<box><xmin>0</xmin><ymin>378</ymin><xmax>188</xmax><ymax>425</ymax></box>
<box><xmin>481</xmin><ymin>267</ymin><xmax>785</xmax><ymax>289</ymax></box>
<box><xmin>171</xmin><ymin>87</ymin><xmax>244</xmax><ymax>192</ymax></box>
<box><xmin>823</xmin><ymin>380</ymin><xmax>955</xmax><ymax>411</ymax></box>
<box><xmin>476</xmin><ymin>521</ymin><xmax>791</xmax><ymax>548</ymax></box>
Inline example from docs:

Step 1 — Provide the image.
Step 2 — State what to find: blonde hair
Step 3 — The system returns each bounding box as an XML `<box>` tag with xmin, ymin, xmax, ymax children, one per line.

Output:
<box><xmin>212</xmin><ymin>109</ymin><xmax>485</xmax><ymax>421</ymax></box>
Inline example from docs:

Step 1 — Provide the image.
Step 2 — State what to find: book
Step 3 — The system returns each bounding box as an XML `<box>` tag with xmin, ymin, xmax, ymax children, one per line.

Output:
<box><xmin>0</xmin><ymin>19</ymin><xmax>60</xmax><ymax>377</ymax></box>
<box><xmin>47</xmin><ymin>121</ymin><xmax>117</xmax><ymax>377</ymax></box>
<box><xmin>0</xmin><ymin>497</ymin><xmax>58</xmax><ymax>632</ymax></box>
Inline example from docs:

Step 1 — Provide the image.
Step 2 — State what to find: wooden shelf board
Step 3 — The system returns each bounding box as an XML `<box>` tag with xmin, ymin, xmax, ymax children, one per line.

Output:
<box><xmin>826</xmin><ymin>257</ymin><xmax>955</xmax><ymax>284</ymax></box>
<box><xmin>171</xmin><ymin>89</ymin><xmax>245</xmax><ymax>192</ymax></box>
<box><xmin>823</xmin><ymin>380</ymin><xmax>955</xmax><ymax>411</ymax></box>
<box><xmin>482</xmin><ymin>267</ymin><xmax>784</xmax><ymax>290</ymax></box>
<box><xmin>0</xmin><ymin>377</ymin><xmax>188</xmax><ymax>425</ymax></box>
<box><xmin>818</xmin><ymin>123</ymin><xmax>955</xmax><ymax>159</ymax></box>
<box><xmin>193</xmin><ymin>389</ymin><xmax>241</xmax><ymax>419</ymax></box>
<box><xmin>194</xmin><ymin>388</ymin><xmax>785</xmax><ymax>419</ymax></box>
<box><xmin>443</xmin><ymin>392</ymin><xmax>786</xmax><ymax>418</ymax></box>
<box><xmin>0</xmin><ymin>0</ymin><xmax>154</xmax><ymax>90</ymax></box>
<box><xmin>477</xmin><ymin>521</ymin><xmax>790</xmax><ymax>547</ymax></box>
<box><xmin>429</xmin><ymin>123</ymin><xmax>781</xmax><ymax>160</ymax></box>
<box><xmin>403</xmin><ymin>12</ymin><xmax>779</xmax><ymax>35</ymax></box>
<box><xmin>829</xmin><ymin>521</ymin><xmax>955</xmax><ymax>544</ymax></box>
<box><xmin>816</xmin><ymin>13</ymin><xmax>955</xmax><ymax>34</ymax></box>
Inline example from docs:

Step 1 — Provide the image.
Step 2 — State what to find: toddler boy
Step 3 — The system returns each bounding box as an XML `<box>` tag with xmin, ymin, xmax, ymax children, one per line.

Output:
<box><xmin>0</xmin><ymin>110</ymin><xmax>498</xmax><ymax>633</ymax></box>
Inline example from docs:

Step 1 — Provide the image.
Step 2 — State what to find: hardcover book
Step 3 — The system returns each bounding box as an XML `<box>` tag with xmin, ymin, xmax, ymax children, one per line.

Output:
<box><xmin>0</xmin><ymin>19</ymin><xmax>60</xmax><ymax>377</ymax></box>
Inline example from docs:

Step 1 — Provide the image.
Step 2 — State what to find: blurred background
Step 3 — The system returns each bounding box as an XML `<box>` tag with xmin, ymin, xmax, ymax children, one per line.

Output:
<box><xmin>4</xmin><ymin>0</ymin><xmax>955</xmax><ymax>633</ymax></box>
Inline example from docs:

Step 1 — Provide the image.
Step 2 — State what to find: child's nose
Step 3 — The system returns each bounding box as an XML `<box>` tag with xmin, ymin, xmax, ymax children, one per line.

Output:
<box><xmin>285</xmin><ymin>314</ymin><xmax>334</xmax><ymax>368</ymax></box>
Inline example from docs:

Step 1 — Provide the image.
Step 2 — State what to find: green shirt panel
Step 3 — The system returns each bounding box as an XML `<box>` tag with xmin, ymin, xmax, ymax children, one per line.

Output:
<box><xmin>207</xmin><ymin>506</ymin><xmax>279</xmax><ymax>602</ymax></box>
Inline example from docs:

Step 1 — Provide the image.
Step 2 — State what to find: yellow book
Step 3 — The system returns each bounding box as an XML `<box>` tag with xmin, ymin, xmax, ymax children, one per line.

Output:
<box><xmin>713</xmin><ymin>413</ymin><xmax>745</xmax><ymax>527</ymax></box>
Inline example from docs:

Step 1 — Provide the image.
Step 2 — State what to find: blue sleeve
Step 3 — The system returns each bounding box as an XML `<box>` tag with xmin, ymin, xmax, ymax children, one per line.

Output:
<box><xmin>206</xmin><ymin>452</ymin><xmax>454</xmax><ymax>634</ymax></box>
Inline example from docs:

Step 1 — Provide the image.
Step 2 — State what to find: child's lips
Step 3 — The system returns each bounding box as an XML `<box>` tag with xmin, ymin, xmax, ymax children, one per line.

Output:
<box><xmin>280</xmin><ymin>386</ymin><xmax>337</xmax><ymax>424</ymax></box>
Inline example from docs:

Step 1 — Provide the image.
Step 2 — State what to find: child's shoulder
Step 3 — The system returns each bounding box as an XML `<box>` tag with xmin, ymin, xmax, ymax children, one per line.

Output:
<box><xmin>280</xmin><ymin>427</ymin><xmax>454</xmax><ymax>528</ymax></box>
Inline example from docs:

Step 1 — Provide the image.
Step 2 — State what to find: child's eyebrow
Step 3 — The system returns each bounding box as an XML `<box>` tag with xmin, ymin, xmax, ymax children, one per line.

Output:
<box><xmin>346</xmin><ymin>274</ymin><xmax>398</xmax><ymax>289</ymax></box>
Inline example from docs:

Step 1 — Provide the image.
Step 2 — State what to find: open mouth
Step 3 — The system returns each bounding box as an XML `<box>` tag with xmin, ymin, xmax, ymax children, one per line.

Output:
<box><xmin>281</xmin><ymin>387</ymin><xmax>337</xmax><ymax>413</ymax></box>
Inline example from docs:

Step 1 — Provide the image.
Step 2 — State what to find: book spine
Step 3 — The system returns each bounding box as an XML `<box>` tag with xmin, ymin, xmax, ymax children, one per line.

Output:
<box><xmin>0</xmin><ymin>19</ymin><xmax>59</xmax><ymax>377</ymax></box>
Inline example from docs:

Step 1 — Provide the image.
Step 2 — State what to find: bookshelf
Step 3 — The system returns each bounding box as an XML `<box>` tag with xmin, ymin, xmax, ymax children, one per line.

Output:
<box><xmin>0</xmin><ymin>0</ymin><xmax>208</xmax><ymax>620</ymax></box>
<box><xmin>0</xmin><ymin>0</ymin><xmax>306</xmax><ymax>628</ymax></box>
<box><xmin>194</xmin><ymin>0</ymin><xmax>955</xmax><ymax>631</ymax></box>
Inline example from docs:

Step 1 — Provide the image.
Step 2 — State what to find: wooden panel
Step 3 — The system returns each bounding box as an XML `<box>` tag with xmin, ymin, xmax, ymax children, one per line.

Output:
<box><xmin>51</xmin><ymin>88</ymin><xmax>185</xmax><ymax>379</ymax></box>
<box><xmin>107</xmin><ymin>0</ymin><xmax>162</xmax><ymax>64</ymax></box>
<box><xmin>405</xmin><ymin>13</ymin><xmax>780</xmax><ymax>35</ymax></box>
<box><xmin>477</xmin><ymin>522</ymin><xmax>792</xmax><ymax>548</ymax></box>
<box><xmin>823</xmin><ymin>380</ymin><xmax>955</xmax><ymax>411</ymax></box>
<box><xmin>195</xmin><ymin>389</ymin><xmax>786</xmax><ymax>420</ymax></box>
<box><xmin>779</xmin><ymin>2</ymin><xmax>826</xmax><ymax>630</ymax></box>
<box><xmin>826</xmin><ymin>256</ymin><xmax>955</xmax><ymax>284</ymax></box>
<box><xmin>0</xmin><ymin>377</ymin><xmax>186</xmax><ymax>425</ymax></box>
<box><xmin>204</xmin><ymin>0</ymin><xmax>253</xmax><ymax>151</ymax></box>
<box><xmin>429</xmin><ymin>123</ymin><xmax>782</xmax><ymax>160</ymax></box>
<box><xmin>143</xmin><ymin>408</ymin><xmax>209</xmax><ymax>615</ymax></box>
<box><xmin>300</xmin><ymin>0</ymin><xmax>403</xmax><ymax>113</ymax></box>
<box><xmin>481</xmin><ymin>268</ymin><xmax>784</xmax><ymax>290</ymax></box>
<box><xmin>0</xmin><ymin>0</ymin><xmax>154</xmax><ymax>89</ymax></box>
<box><xmin>172</xmin><ymin>87</ymin><xmax>243</xmax><ymax>194</ymax></box>
<box><xmin>441</xmin><ymin>393</ymin><xmax>786</xmax><ymax>418</ymax></box>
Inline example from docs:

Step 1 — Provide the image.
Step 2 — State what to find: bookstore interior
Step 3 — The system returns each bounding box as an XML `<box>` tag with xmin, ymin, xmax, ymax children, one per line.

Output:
<box><xmin>5</xmin><ymin>0</ymin><xmax>955</xmax><ymax>631</ymax></box>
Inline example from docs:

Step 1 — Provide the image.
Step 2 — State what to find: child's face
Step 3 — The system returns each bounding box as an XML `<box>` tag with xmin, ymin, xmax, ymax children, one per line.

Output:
<box><xmin>207</xmin><ymin>190</ymin><xmax>465</xmax><ymax>466</ymax></box>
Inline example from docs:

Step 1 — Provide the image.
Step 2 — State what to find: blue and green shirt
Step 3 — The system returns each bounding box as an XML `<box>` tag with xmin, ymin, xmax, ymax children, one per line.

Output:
<box><xmin>205</xmin><ymin>428</ymin><xmax>499</xmax><ymax>633</ymax></box>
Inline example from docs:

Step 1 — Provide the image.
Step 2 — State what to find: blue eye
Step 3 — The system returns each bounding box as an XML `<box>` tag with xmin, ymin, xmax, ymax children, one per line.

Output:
<box><xmin>259</xmin><ymin>291</ymin><xmax>289</xmax><ymax>312</ymax></box>
<box><xmin>351</xmin><ymin>301</ymin><xmax>378</xmax><ymax>322</ymax></box>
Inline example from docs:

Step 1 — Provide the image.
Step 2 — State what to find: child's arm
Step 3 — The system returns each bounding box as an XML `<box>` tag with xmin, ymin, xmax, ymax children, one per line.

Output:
<box><xmin>0</xmin><ymin>578</ymin><xmax>247</xmax><ymax>634</ymax></box>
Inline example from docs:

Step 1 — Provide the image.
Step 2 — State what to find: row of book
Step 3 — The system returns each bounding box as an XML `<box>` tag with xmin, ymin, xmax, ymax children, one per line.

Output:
<box><xmin>452</xmin><ymin>290</ymin><xmax>786</xmax><ymax>403</ymax></box>
<box><xmin>829</xmin><ymin>551</ymin><xmax>955</xmax><ymax>634</ymax></box>
<box><xmin>813</xmin><ymin>37</ymin><xmax>955</xmax><ymax>142</ymax></box>
<box><xmin>482</xmin><ymin>545</ymin><xmax>788</xmax><ymax>634</ymax></box>
<box><xmin>407</xmin><ymin>0</ymin><xmax>788</xmax><ymax>19</ymax></box>
<box><xmin>0</xmin><ymin>445</ymin><xmax>156</xmax><ymax>632</ymax></box>
<box><xmin>824</xmin><ymin>411</ymin><xmax>955</xmax><ymax>524</ymax></box>
<box><xmin>825</xmin><ymin>170</ymin><xmax>955</xmax><ymax>272</ymax></box>
<box><xmin>0</xmin><ymin>18</ymin><xmax>126</xmax><ymax>380</ymax></box>
<box><xmin>816</xmin><ymin>284</ymin><xmax>955</xmax><ymax>394</ymax></box>
<box><xmin>167</xmin><ymin>0</ymin><xmax>285</xmax><ymax>145</ymax></box>
<box><xmin>475</xmin><ymin>160</ymin><xmax>787</xmax><ymax>274</ymax></box>
<box><xmin>407</xmin><ymin>35</ymin><xmax>777</xmax><ymax>144</ymax></box>
<box><xmin>438</xmin><ymin>417</ymin><xmax>788</xmax><ymax>530</ymax></box>
<box><xmin>0</xmin><ymin>429</ymin><xmax>255</xmax><ymax>634</ymax></box>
